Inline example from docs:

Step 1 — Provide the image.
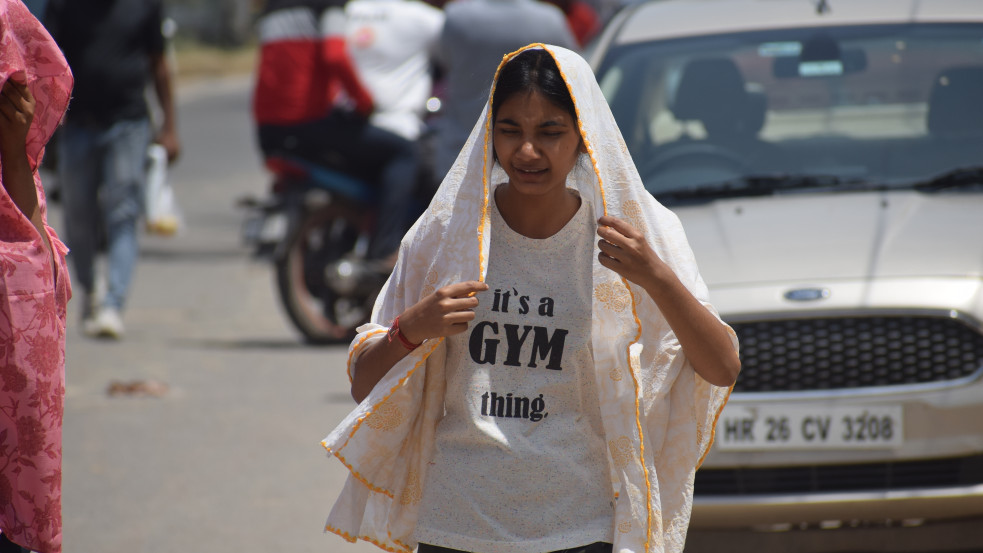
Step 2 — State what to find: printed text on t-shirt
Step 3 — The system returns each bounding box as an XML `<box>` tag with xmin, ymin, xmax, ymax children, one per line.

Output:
<box><xmin>469</xmin><ymin>288</ymin><xmax>572</xmax><ymax>422</ymax></box>
<box><xmin>469</xmin><ymin>288</ymin><xmax>568</xmax><ymax>370</ymax></box>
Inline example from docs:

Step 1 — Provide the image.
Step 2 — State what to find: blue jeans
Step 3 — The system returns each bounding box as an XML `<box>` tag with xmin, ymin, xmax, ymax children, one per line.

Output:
<box><xmin>59</xmin><ymin>118</ymin><xmax>151</xmax><ymax>311</ymax></box>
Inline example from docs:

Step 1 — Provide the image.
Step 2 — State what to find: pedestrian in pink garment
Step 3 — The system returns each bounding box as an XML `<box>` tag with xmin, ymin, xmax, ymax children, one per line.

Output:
<box><xmin>0</xmin><ymin>1</ymin><xmax>74</xmax><ymax>552</ymax></box>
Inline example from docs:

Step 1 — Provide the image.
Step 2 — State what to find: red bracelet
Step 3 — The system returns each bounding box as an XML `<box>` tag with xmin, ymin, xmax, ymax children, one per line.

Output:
<box><xmin>388</xmin><ymin>315</ymin><xmax>421</xmax><ymax>350</ymax></box>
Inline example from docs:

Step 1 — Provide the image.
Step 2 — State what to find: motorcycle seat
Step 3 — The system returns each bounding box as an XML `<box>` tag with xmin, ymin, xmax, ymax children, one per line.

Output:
<box><xmin>265</xmin><ymin>155</ymin><xmax>376</xmax><ymax>204</ymax></box>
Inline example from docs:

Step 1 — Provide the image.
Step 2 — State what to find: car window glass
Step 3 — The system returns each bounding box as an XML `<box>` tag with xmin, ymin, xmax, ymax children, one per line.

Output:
<box><xmin>596</xmin><ymin>24</ymin><xmax>983</xmax><ymax>194</ymax></box>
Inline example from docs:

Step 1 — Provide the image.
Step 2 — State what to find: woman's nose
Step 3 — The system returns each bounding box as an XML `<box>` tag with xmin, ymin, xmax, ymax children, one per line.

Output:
<box><xmin>516</xmin><ymin>140</ymin><xmax>539</xmax><ymax>160</ymax></box>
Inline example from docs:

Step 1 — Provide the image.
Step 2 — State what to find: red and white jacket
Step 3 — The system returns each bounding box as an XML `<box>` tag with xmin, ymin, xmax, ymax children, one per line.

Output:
<box><xmin>252</xmin><ymin>2</ymin><xmax>374</xmax><ymax>126</ymax></box>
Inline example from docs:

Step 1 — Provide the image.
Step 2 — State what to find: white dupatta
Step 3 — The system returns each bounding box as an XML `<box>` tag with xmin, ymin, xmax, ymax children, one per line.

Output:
<box><xmin>321</xmin><ymin>44</ymin><xmax>738</xmax><ymax>553</ymax></box>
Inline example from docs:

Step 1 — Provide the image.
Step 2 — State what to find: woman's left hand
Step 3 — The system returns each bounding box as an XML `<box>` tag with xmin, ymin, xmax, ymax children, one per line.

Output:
<box><xmin>598</xmin><ymin>216</ymin><xmax>741</xmax><ymax>386</ymax></box>
<box><xmin>597</xmin><ymin>215</ymin><xmax>665</xmax><ymax>288</ymax></box>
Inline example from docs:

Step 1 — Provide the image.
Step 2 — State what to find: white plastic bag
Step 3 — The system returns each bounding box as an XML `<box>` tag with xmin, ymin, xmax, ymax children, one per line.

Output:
<box><xmin>144</xmin><ymin>143</ymin><xmax>183</xmax><ymax>236</ymax></box>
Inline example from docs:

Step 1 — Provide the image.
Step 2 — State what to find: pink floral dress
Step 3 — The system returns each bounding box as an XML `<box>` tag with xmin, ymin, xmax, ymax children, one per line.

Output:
<box><xmin>0</xmin><ymin>2</ymin><xmax>74</xmax><ymax>552</ymax></box>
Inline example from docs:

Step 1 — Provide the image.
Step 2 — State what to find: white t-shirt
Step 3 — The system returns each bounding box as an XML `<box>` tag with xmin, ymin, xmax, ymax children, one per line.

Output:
<box><xmin>415</xmin><ymin>192</ymin><xmax>614</xmax><ymax>553</ymax></box>
<box><xmin>345</xmin><ymin>0</ymin><xmax>444</xmax><ymax>141</ymax></box>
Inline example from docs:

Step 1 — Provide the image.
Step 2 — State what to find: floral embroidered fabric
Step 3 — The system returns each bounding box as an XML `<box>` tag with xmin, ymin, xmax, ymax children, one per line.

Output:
<box><xmin>0</xmin><ymin>2</ymin><xmax>73</xmax><ymax>552</ymax></box>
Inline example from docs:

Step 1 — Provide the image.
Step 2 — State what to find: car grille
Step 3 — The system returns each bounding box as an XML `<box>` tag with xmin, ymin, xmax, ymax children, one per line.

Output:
<box><xmin>695</xmin><ymin>454</ymin><xmax>983</xmax><ymax>496</ymax></box>
<box><xmin>730</xmin><ymin>315</ymin><xmax>983</xmax><ymax>393</ymax></box>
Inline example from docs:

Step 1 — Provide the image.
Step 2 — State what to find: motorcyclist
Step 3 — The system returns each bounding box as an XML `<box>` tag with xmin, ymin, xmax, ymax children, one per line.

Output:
<box><xmin>344</xmin><ymin>0</ymin><xmax>445</xmax><ymax>226</ymax></box>
<box><xmin>252</xmin><ymin>0</ymin><xmax>439</xmax><ymax>264</ymax></box>
<box><xmin>345</xmin><ymin>0</ymin><xmax>444</xmax><ymax>147</ymax></box>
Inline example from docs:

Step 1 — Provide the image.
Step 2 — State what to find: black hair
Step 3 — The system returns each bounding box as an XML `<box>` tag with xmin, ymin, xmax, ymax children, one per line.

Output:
<box><xmin>491</xmin><ymin>49</ymin><xmax>578</xmax><ymax>126</ymax></box>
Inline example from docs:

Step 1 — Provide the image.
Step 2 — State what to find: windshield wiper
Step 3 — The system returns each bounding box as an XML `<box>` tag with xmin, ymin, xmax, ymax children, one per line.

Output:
<box><xmin>654</xmin><ymin>173</ymin><xmax>871</xmax><ymax>203</ymax></box>
<box><xmin>912</xmin><ymin>166</ymin><xmax>983</xmax><ymax>192</ymax></box>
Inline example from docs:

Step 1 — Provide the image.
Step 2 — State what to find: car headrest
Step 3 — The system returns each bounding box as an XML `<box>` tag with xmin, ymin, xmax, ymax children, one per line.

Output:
<box><xmin>672</xmin><ymin>57</ymin><xmax>764</xmax><ymax>139</ymax></box>
<box><xmin>927</xmin><ymin>65</ymin><xmax>983</xmax><ymax>136</ymax></box>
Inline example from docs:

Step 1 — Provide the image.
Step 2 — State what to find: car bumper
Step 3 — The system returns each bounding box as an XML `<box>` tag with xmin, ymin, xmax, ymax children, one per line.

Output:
<box><xmin>685</xmin><ymin>517</ymin><xmax>983</xmax><ymax>553</ymax></box>
<box><xmin>691</xmin><ymin>483</ymin><xmax>983</xmax><ymax>529</ymax></box>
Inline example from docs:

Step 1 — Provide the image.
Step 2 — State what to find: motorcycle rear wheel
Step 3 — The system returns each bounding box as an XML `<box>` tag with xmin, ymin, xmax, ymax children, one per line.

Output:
<box><xmin>275</xmin><ymin>204</ymin><xmax>377</xmax><ymax>344</ymax></box>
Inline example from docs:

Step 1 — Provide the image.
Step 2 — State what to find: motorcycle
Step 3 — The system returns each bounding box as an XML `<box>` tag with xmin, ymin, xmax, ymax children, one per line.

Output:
<box><xmin>240</xmin><ymin>132</ymin><xmax>438</xmax><ymax>344</ymax></box>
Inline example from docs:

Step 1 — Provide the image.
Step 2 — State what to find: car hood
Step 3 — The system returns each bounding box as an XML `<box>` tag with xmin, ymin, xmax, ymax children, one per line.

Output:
<box><xmin>678</xmin><ymin>190</ymin><xmax>983</xmax><ymax>287</ymax></box>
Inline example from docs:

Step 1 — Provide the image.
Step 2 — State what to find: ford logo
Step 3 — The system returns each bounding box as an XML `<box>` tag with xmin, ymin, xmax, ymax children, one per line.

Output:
<box><xmin>784</xmin><ymin>288</ymin><xmax>831</xmax><ymax>302</ymax></box>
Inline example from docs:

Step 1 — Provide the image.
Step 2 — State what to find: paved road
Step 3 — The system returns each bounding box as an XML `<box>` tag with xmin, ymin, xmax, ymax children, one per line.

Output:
<box><xmin>54</xmin><ymin>76</ymin><xmax>378</xmax><ymax>553</ymax></box>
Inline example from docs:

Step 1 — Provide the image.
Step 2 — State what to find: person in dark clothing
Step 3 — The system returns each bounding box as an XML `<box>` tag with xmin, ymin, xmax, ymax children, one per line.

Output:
<box><xmin>21</xmin><ymin>0</ymin><xmax>48</xmax><ymax>18</ymax></box>
<box><xmin>44</xmin><ymin>0</ymin><xmax>180</xmax><ymax>339</ymax></box>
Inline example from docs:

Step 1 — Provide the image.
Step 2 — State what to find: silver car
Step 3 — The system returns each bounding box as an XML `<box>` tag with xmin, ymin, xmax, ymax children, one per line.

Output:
<box><xmin>589</xmin><ymin>0</ymin><xmax>983</xmax><ymax>550</ymax></box>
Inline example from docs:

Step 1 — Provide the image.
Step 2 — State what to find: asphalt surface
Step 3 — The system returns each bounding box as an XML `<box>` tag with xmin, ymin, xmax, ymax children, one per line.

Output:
<box><xmin>53</xmin><ymin>76</ymin><xmax>378</xmax><ymax>553</ymax></box>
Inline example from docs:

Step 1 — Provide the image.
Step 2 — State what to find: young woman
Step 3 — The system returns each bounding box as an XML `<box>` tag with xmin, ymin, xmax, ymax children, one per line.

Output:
<box><xmin>322</xmin><ymin>44</ymin><xmax>740</xmax><ymax>553</ymax></box>
<box><xmin>0</xmin><ymin>1</ymin><xmax>73</xmax><ymax>552</ymax></box>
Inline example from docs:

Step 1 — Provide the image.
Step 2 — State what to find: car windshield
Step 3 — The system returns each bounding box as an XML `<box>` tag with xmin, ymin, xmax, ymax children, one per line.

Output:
<box><xmin>595</xmin><ymin>23</ymin><xmax>983</xmax><ymax>199</ymax></box>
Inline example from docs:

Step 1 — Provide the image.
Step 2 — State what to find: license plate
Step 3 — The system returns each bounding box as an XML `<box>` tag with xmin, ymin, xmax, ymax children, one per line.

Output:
<box><xmin>243</xmin><ymin>211</ymin><xmax>287</xmax><ymax>245</ymax></box>
<box><xmin>715</xmin><ymin>404</ymin><xmax>903</xmax><ymax>451</ymax></box>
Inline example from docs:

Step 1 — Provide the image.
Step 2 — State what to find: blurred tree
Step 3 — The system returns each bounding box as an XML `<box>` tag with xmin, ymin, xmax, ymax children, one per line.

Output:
<box><xmin>167</xmin><ymin>0</ymin><xmax>259</xmax><ymax>46</ymax></box>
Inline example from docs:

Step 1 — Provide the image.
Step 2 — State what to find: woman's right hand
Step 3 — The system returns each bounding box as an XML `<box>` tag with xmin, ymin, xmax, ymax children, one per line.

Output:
<box><xmin>0</xmin><ymin>77</ymin><xmax>34</xmax><ymax>161</ymax></box>
<box><xmin>351</xmin><ymin>280</ymin><xmax>489</xmax><ymax>402</ymax></box>
<box><xmin>398</xmin><ymin>280</ymin><xmax>489</xmax><ymax>344</ymax></box>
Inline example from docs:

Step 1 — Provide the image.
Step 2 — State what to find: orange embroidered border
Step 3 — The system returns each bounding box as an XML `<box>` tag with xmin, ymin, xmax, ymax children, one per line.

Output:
<box><xmin>545</xmin><ymin>43</ymin><xmax>655</xmax><ymax>552</ymax></box>
<box><xmin>338</xmin><ymin>338</ymin><xmax>442</xmax><ymax>451</ymax></box>
<box><xmin>479</xmin><ymin>92</ymin><xmax>492</xmax><ymax>282</ymax></box>
<box><xmin>697</xmin><ymin>383</ymin><xmax>734</xmax><ymax>469</ymax></box>
<box><xmin>324</xmin><ymin>524</ymin><xmax>413</xmax><ymax>553</ymax></box>
<box><xmin>347</xmin><ymin>328</ymin><xmax>388</xmax><ymax>384</ymax></box>
<box><xmin>392</xmin><ymin>536</ymin><xmax>414</xmax><ymax>552</ymax></box>
<box><xmin>323</xmin><ymin>338</ymin><xmax>445</xmax><ymax>502</ymax></box>
<box><xmin>320</xmin><ymin>442</ymin><xmax>395</xmax><ymax>499</ymax></box>
<box><xmin>325</xmin><ymin>524</ymin><xmax>358</xmax><ymax>544</ymax></box>
<box><xmin>622</xmin><ymin>283</ymin><xmax>653</xmax><ymax>553</ymax></box>
<box><xmin>697</xmin><ymin>320</ymin><xmax>739</xmax><ymax>468</ymax></box>
<box><xmin>480</xmin><ymin>47</ymin><xmax>515</xmax><ymax>283</ymax></box>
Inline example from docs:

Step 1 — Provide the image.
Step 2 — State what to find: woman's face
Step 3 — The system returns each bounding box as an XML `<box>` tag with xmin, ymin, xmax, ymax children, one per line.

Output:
<box><xmin>493</xmin><ymin>89</ymin><xmax>583</xmax><ymax>201</ymax></box>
